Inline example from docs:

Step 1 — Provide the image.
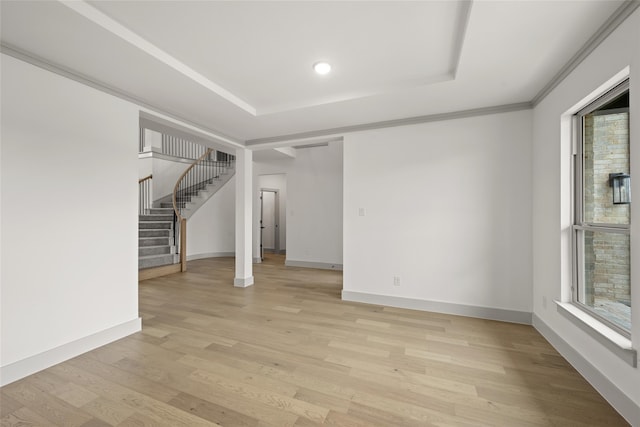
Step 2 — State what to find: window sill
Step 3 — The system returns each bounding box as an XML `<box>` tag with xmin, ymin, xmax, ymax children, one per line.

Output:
<box><xmin>555</xmin><ymin>301</ymin><xmax>638</xmax><ymax>368</ymax></box>
<box><xmin>555</xmin><ymin>301</ymin><xmax>636</xmax><ymax>367</ymax></box>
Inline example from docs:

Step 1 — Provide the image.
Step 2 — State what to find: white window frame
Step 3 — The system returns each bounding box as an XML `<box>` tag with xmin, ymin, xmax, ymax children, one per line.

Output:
<box><xmin>571</xmin><ymin>79</ymin><xmax>631</xmax><ymax>339</ymax></box>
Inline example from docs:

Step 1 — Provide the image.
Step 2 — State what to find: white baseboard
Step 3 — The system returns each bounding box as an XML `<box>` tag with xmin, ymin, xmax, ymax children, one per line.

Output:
<box><xmin>532</xmin><ymin>314</ymin><xmax>638</xmax><ymax>426</ymax></box>
<box><xmin>234</xmin><ymin>276</ymin><xmax>254</xmax><ymax>287</ymax></box>
<box><xmin>341</xmin><ymin>290</ymin><xmax>532</xmax><ymax>324</ymax></box>
<box><xmin>0</xmin><ymin>317</ymin><xmax>141</xmax><ymax>387</ymax></box>
<box><xmin>533</xmin><ymin>314</ymin><xmax>640</xmax><ymax>426</ymax></box>
<box><xmin>263</xmin><ymin>249</ymin><xmax>286</xmax><ymax>255</ymax></box>
<box><xmin>187</xmin><ymin>252</ymin><xmax>235</xmax><ymax>261</ymax></box>
<box><xmin>285</xmin><ymin>260</ymin><xmax>343</xmax><ymax>271</ymax></box>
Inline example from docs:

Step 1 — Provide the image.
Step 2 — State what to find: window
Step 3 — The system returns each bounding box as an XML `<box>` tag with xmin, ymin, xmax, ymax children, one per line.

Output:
<box><xmin>573</xmin><ymin>80</ymin><xmax>631</xmax><ymax>337</ymax></box>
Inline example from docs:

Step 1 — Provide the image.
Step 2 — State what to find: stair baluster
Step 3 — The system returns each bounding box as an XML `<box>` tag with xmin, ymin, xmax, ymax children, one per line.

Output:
<box><xmin>172</xmin><ymin>148</ymin><xmax>217</xmax><ymax>272</ymax></box>
<box><xmin>138</xmin><ymin>174</ymin><xmax>152</xmax><ymax>215</ymax></box>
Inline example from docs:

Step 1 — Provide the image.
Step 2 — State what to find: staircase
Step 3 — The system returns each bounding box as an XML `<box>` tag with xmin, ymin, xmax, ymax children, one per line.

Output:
<box><xmin>138</xmin><ymin>208</ymin><xmax>177</xmax><ymax>269</ymax></box>
<box><xmin>138</xmin><ymin>147</ymin><xmax>235</xmax><ymax>276</ymax></box>
<box><xmin>154</xmin><ymin>160</ymin><xmax>235</xmax><ymax>219</ymax></box>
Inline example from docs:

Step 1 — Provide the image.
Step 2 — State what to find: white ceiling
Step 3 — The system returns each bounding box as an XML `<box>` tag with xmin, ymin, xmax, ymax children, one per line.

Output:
<box><xmin>0</xmin><ymin>0</ymin><xmax>629</xmax><ymax>145</ymax></box>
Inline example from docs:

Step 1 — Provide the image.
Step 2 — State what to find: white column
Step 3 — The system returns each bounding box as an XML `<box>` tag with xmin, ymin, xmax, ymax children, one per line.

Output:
<box><xmin>234</xmin><ymin>148</ymin><xmax>254</xmax><ymax>287</ymax></box>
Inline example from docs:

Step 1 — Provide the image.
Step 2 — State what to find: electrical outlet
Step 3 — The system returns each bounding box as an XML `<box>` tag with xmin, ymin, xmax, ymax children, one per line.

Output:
<box><xmin>542</xmin><ymin>296</ymin><xmax>548</xmax><ymax>309</ymax></box>
<box><xmin>358</xmin><ymin>207</ymin><xmax>366</xmax><ymax>217</ymax></box>
<box><xmin>393</xmin><ymin>276</ymin><xmax>401</xmax><ymax>286</ymax></box>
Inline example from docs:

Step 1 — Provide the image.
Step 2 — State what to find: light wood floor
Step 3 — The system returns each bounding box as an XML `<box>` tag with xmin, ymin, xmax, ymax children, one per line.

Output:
<box><xmin>1</xmin><ymin>255</ymin><xmax>629</xmax><ymax>426</ymax></box>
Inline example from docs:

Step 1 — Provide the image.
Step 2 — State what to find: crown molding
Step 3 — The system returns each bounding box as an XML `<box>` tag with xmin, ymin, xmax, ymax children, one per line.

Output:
<box><xmin>4</xmin><ymin>0</ymin><xmax>636</xmax><ymax>148</ymax></box>
<box><xmin>531</xmin><ymin>0</ymin><xmax>640</xmax><ymax>107</ymax></box>
<box><xmin>59</xmin><ymin>0</ymin><xmax>256</xmax><ymax>116</ymax></box>
<box><xmin>246</xmin><ymin>102</ymin><xmax>532</xmax><ymax>146</ymax></box>
<box><xmin>0</xmin><ymin>42</ymin><xmax>243</xmax><ymax>147</ymax></box>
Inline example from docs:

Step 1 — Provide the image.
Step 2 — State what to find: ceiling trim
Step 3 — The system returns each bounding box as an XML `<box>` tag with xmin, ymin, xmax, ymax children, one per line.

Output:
<box><xmin>250</xmin><ymin>136</ymin><xmax>343</xmax><ymax>151</ymax></box>
<box><xmin>258</xmin><ymin>72</ymin><xmax>455</xmax><ymax>116</ymax></box>
<box><xmin>293</xmin><ymin>142</ymin><xmax>330</xmax><ymax>149</ymax></box>
<box><xmin>451</xmin><ymin>1</ymin><xmax>473</xmax><ymax>79</ymax></box>
<box><xmin>246</xmin><ymin>102</ymin><xmax>532</xmax><ymax>146</ymax></box>
<box><xmin>255</xmin><ymin>0</ymin><xmax>473</xmax><ymax>115</ymax></box>
<box><xmin>58</xmin><ymin>0</ymin><xmax>256</xmax><ymax>116</ymax></box>
<box><xmin>4</xmin><ymin>0</ymin><xmax>634</xmax><ymax>149</ymax></box>
<box><xmin>0</xmin><ymin>42</ymin><xmax>244</xmax><ymax>147</ymax></box>
<box><xmin>531</xmin><ymin>0</ymin><xmax>640</xmax><ymax>107</ymax></box>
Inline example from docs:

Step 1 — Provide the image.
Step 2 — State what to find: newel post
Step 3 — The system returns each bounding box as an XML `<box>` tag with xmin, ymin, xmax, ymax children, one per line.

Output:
<box><xmin>180</xmin><ymin>218</ymin><xmax>187</xmax><ymax>272</ymax></box>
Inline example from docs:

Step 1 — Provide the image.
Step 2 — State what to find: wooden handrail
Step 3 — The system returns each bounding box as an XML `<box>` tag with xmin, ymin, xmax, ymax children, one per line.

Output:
<box><xmin>138</xmin><ymin>174</ymin><xmax>152</xmax><ymax>184</ymax></box>
<box><xmin>172</xmin><ymin>149</ymin><xmax>213</xmax><ymax>272</ymax></box>
<box><xmin>172</xmin><ymin>149</ymin><xmax>213</xmax><ymax>221</ymax></box>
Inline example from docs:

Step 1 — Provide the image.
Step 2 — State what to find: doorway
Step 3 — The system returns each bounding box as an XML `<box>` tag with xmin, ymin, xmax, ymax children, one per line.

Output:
<box><xmin>260</xmin><ymin>189</ymin><xmax>279</xmax><ymax>261</ymax></box>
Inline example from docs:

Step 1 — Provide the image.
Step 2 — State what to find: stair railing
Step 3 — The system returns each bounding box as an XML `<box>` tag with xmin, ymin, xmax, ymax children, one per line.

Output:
<box><xmin>162</xmin><ymin>134</ymin><xmax>211</xmax><ymax>160</ymax></box>
<box><xmin>172</xmin><ymin>149</ymin><xmax>214</xmax><ymax>272</ymax></box>
<box><xmin>171</xmin><ymin>149</ymin><xmax>237</xmax><ymax>272</ymax></box>
<box><xmin>138</xmin><ymin>174</ymin><xmax>153</xmax><ymax>215</ymax></box>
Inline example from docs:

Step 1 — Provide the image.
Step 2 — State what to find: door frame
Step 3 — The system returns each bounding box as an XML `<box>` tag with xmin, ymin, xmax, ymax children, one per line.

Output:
<box><xmin>259</xmin><ymin>188</ymin><xmax>279</xmax><ymax>260</ymax></box>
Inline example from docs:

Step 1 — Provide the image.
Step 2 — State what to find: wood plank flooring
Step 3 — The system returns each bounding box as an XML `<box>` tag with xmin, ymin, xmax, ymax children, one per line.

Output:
<box><xmin>1</xmin><ymin>254</ymin><xmax>629</xmax><ymax>426</ymax></box>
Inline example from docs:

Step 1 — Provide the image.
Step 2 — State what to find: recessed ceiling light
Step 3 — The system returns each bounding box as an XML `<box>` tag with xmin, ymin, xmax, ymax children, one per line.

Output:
<box><xmin>313</xmin><ymin>62</ymin><xmax>331</xmax><ymax>75</ymax></box>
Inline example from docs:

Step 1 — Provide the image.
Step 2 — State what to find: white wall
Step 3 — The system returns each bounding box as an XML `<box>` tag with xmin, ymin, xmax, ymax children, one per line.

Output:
<box><xmin>186</xmin><ymin>176</ymin><xmax>236</xmax><ymax>259</ymax></box>
<box><xmin>0</xmin><ymin>54</ymin><xmax>141</xmax><ymax>384</ymax></box>
<box><xmin>138</xmin><ymin>156</ymin><xmax>153</xmax><ymax>180</ymax></box>
<box><xmin>150</xmin><ymin>157</ymin><xmax>191</xmax><ymax>202</ymax></box>
<box><xmin>343</xmin><ymin>111</ymin><xmax>533</xmax><ymax>316</ymax></box>
<box><xmin>287</xmin><ymin>143</ymin><xmax>344</xmax><ymax>267</ymax></box>
<box><xmin>532</xmin><ymin>9</ymin><xmax>639</xmax><ymax>422</ymax></box>
<box><xmin>259</xmin><ymin>173</ymin><xmax>287</xmax><ymax>251</ymax></box>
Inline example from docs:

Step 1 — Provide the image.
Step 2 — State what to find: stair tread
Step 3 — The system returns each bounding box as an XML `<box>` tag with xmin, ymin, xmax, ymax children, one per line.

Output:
<box><xmin>139</xmin><ymin>254</ymin><xmax>175</xmax><ymax>260</ymax></box>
